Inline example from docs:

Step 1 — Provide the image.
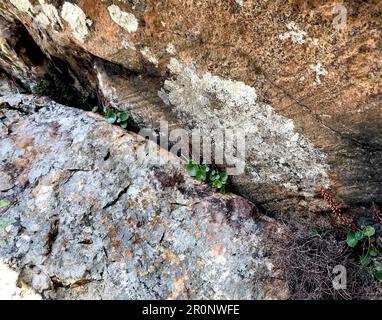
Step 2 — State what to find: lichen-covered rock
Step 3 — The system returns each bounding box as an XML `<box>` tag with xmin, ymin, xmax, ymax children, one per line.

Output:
<box><xmin>0</xmin><ymin>262</ymin><xmax>41</xmax><ymax>300</ymax></box>
<box><xmin>0</xmin><ymin>94</ymin><xmax>288</xmax><ymax>300</ymax></box>
<box><xmin>0</xmin><ymin>0</ymin><xmax>380</xmax><ymax>222</ymax></box>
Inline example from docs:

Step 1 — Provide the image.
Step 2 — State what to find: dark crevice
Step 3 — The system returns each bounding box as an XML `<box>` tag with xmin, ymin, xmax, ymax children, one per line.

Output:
<box><xmin>103</xmin><ymin>150</ymin><xmax>111</xmax><ymax>161</ymax></box>
<box><xmin>45</xmin><ymin>218</ymin><xmax>59</xmax><ymax>255</ymax></box>
<box><xmin>13</xmin><ymin>20</ymin><xmax>46</xmax><ymax>67</ymax></box>
<box><xmin>32</xmin><ymin>58</ymin><xmax>98</xmax><ymax>110</ymax></box>
<box><xmin>102</xmin><ymin>184</ymin><xmax>131</xmax><ymax>209</ymax></box>
<box><xmin>0</xmin><ymin>101</ymin><xmax>30</xmax><ymax>115</ymax></box>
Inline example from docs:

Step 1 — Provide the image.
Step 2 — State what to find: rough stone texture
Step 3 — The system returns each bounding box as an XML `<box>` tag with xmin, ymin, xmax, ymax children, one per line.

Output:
<box><xmin>0</xmin><ymin>94</ymin><xmax>288</xmax><ymax>300</ymax></box>
<box><xmin>0</xmin><ymin>0</ymin><xmax>380</xmax><ymax>222</ymax></box>
<box><xmin>0</xmin><ymin>262</ymin><xmax>41</xmax><ymax>300</ymax></box>
<box><xmin>0</xmin><ymin>14</ymin><xmax>48</xmax><ymax>91</ymax></box>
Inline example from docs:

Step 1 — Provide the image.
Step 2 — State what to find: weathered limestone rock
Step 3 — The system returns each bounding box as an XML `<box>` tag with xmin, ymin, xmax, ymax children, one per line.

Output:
<box><xmin>0</xmin><ymin>0</ymin><xmax>380</xmax><ymax>222</ymax></box>
<box><xmin>0</xmin><ymin>262</ymin><xmax>41</xmax><ymax>300</ymax></box>
<box><xmin>0</xmin><ymin>94</ymin><xmax>288</xmax><ymax>299</ymax></box>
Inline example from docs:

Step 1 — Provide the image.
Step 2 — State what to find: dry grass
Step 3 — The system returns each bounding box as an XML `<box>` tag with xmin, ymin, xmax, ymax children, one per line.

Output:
<box><xmin>273</xmin><ymin>228</ymin><xmax>381</xmax><ymax>300</ymax></box>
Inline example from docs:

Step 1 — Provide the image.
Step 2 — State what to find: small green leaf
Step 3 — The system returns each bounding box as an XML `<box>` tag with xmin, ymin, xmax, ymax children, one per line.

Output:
<box><xmin>92</xmin><ymin>106</ymin><xmax>98</xmax><ymax>113</ymax></box>
<box><xmin>117</xmin><ymin>112</ymin><xmax>129</xmax><ymax>122</ymax></box>
<box><xmin>107</xmin><ymin>114</ymin><xmax>117</xmax><ymax>124</ymax></box>
<box><xmin>362</xmin><ymin>226</ymin><xmax>375</xmax><ymax>237</ymax></box>
<box><xmin>374</xmin><ymin>262</ymin><xmax>382</xmax><ymax>272</ymax></box>
<box><xmin>186</xmin><ymin>162</ymin><xmax>197</xmax><ymax>177</ymax></box>
<box><xmin>104</xmin><ymin>107</ymin><xmax>113</xmax><ymax>117</ymax></box>
<box><xmin>360</xmin><ymin>252</ymin><xmax>372</xmax><ymax>266</ymax></box>
<box><xmin>369</xmin><ymin>248</ymin><xmax>378</xmax><ymax>257</ymax></box>
<box><xmin>346</xmin><ymin>231</ymin><xmax>358</xmax><ymax>248</ymax></box>
<box><xmin>0</xmin><ymin>199</ymin><xmax>10</xmax><ymax>209</ymax></box>
<box><xmin>220</xmin><ymin>172</ymin><xmax>228</xmax><ymax>181</ymax></box>
<box><xmin>120</xmin><ymin>121</ymin><xmax>128</xmax><ymax>129</ymax></box>
<box><xmin>355</xmin><ymin>231</ymin><xmax>364</xmax><ymax>241</ymax></box>
<box><xmin>214</xmin><ymin>181</ymin><xmax>222</xmax><ymax>189</ymax></box>
<box><xmin>196</xmin><ymin>169</ymin><xmax>207</xmax><ymax>181</ymax></box>
<box><xmin>374</xmin><ymin>263</ymin><xmax>382</xmax><ymax>282</ymax></box>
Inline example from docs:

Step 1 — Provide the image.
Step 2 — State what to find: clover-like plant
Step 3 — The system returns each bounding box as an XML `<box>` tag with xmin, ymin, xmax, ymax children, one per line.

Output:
<box><xmin>92</xmin><ymin>106</ymin><xmax>130</xmax><ymax>129</ymax></box>
<box><xmin>346</xmin><ymin>225</ymin><xmax>382</xmax><ymax>282</ymax></box>
<box><xmin>186</xmin><ymin>160</ymin><xmax>228</xmax><ymax>193</ymax></box>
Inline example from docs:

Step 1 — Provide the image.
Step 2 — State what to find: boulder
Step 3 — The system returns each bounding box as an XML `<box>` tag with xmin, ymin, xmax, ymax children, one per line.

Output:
<box><xmin>0</xmin><ymin>94</ymin><xmax>288</xmax><ymax>299</ymax></box>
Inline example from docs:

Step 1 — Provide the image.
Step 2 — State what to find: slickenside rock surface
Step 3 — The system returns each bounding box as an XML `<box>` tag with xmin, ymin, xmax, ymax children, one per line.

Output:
<box><xmin>0</xmin><ymin>94</ymin><xmax>288</xmax><ymax>299</ymax></box>
<box><xmin>0</xmin><ymin>1</ymin><xmax>381</xmax><ymax>223</ymax></box>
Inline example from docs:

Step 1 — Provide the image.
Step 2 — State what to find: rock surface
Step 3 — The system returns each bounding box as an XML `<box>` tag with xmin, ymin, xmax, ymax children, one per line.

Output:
<box><xmin>0</xmin><ymin>94</ymin><xmax>288</xmax><ymax>300</ymax></box>
<box><xmin>0</xmin><ymin>0</ymin><xmax>380</xmax><ymax>221</ymax></box>
<box><xmin>0</xmin><ymin>261</ymin><xmax>41</xmax><ymax>300</ymax></box>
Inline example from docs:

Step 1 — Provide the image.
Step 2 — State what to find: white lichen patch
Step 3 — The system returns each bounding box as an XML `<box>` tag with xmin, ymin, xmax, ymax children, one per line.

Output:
<box><xmin>310</xmin><ymin>38</ymin><xmax>319</xmax><ymax>46</ymax></box>
<box><xmin>107</xmin><ymin>4</ymin><xmax>138</xmax><ymax>33</ymax></box>
<box><xmin>311</xmin><ymin>63</ymin><xmax>328</xmax><ymax>85</ymax></box>
<box><xmin>9</xmin><ymin>0</ymin><xmax>33</xmax><ymax>14</ymax></box>
<box><xmin>122</xmin><ymin>40</ymin><xmax>136</xmax><ymax>51</ymax></box>
<box><xmin>166</xmin><ymin>43</ymin><xmax>176</xmax><ymax>55</ymax></box>
<box><xmin>159</xmin><ymin>59</ymin><xmax>329</xmax><ymax>193</ymax></box>
<box><xmin>61</xmin><ymin>2</ymin><xmax>92</xmax><ymax>43</ymax></box>
<box><xmin>140</xmin><ymin>47</ymin><xmax>159</xmax><ymax>66</ymax></box>
<box><xmin>34</xmin><ymin>1</ymin><xmax>62</xmax><ymax>29</ymax></box>
<box><xmin>278</xmin><ymin>21</ymin><xmax>307</xmax><ymax>45</ymax></box>
<box><xmin>278</xmin><ymin>22</ymin><xmax>321</xmax><ymax>47</ymax></box>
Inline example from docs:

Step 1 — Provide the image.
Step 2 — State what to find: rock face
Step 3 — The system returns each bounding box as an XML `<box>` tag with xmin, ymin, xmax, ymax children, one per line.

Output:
<box><xmin>0</xmin><ymin>262</ymin><xmax>41</xmax><ymax>300</ymax></box>
<box><xmin>0</xmin><ymin>1</ymin><xmax>381</xmax><ymax>218</ymax></box>
<box><xmin>0</xmin><ymin>94</ymin><xmax>288</xmax><ymax>299</ymax></box>
<box><xmin>0</xmin><ymin>1</ymin><xmax>381</xmax><ymax>222</ymax></box>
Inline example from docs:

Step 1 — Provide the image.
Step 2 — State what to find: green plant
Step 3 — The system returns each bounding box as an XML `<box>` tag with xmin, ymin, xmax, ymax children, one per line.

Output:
<box><xmin>0</xmin><ymin>199</ymin><xmax>10</xmax><ymax>209</ymax></box>
<box><xmin>186</xmin><ymin>160</ymin><xmax>228</xmax><ymax>193</ymax></box>
<box><xmin>346</xmin><ymin>225</ymin><xmax>382</xmax><ymax>282</ymax></box>
<box><xmin>92</xmin><ymin>106</ymin><xmax>130</xmax><ymax>129</ymax></box>
<box><xmin>33</xmin><ymin>79</ymin><xmax>50</xmax><ymax>94</ymax></box>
